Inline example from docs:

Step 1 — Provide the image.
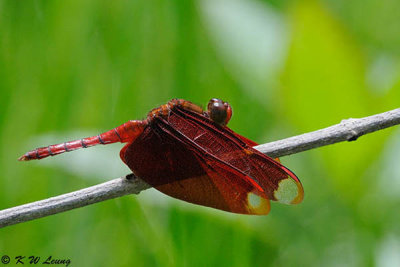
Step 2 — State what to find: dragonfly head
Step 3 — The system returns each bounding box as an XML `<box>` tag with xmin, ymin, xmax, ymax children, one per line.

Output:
<box><xmin>207</xmin><ymin>98</ymin><xmax>233</xmax><ymax>126</ymax></box>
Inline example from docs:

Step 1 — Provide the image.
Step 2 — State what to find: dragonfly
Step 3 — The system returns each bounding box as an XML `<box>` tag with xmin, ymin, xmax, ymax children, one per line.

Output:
<box><xmin>19</xmin><ymin>98</ymin><xmax>303</xmax><ymax>215</ymax></box>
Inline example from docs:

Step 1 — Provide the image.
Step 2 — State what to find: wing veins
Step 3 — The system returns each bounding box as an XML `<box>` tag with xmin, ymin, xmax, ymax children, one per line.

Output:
<box><xmin>174</xmin><ymin>106</ymin><xmax>301</xmax><ymax>183</ymax></box>
<box><xmin>154</xmin><ymin>116</ymin><xmax>266</xmax><ymax>193</ymax></box>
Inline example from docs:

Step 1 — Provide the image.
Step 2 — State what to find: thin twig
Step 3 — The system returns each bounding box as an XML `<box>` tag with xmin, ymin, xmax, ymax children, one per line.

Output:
<box><xmin>1</xmin><ymin>108</ymin><xmax>399</xmax><ymax>228</ymax></box>
<box><xmin>255</xmin><ymin>108</ymin><xmax>400</xmax><ymax>157</ymax></box>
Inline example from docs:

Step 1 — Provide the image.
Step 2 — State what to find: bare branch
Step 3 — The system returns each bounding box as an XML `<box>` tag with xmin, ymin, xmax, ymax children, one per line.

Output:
<box><xmin>0</xmin><ymin>175</ymin><xmax>151</xmax><ymax>228</ymax></box>
<box><xmin>1</xmin><ymin>108</ymin><xmax>399</xmax><ymax>228</ymax></box>
<box><xmin>255</xmin><ymin>108</ymin><xmax>400</xmax><ymax>158</ymax></box>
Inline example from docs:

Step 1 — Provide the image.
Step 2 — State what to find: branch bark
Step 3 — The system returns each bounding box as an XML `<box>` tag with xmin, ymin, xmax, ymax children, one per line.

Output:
<box><xmin>1</xmin><ymin>108</ymin><xmax>399</xmax><ymax>228</ymax></box>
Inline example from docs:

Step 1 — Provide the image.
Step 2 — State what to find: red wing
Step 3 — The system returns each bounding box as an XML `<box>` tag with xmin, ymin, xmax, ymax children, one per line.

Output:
<box><xmin>166</xmin><ymin>106</ymin><xmax>304</xmax><ymax>204</ymax></box>
<box><xmin>195</xmin><ymin>154</ymin><xmax>270</xmax><ymax>214</ymax></box>
<box><xmin>232</xmin><ymin>131</ymin><xmax>281</xmax><ymax>163</ymax></box>
<box><xmin>123</xmin><ymin>124</ymin><xmax>270</xmax><ymax>214</ymax></box>
<box><xmin>234</xmin><ymin>149</ymin><xmax>303</xmax><ymax>204</ymax></box>
<box><xmin>156</xmin><ymin>151</ymin><xmax>270</xmax><ymax>215</ymax></box>
<box><xmin>232</xmin><ymin>132</ymin><xmax>258</xmax><ymax>146</ymax></box>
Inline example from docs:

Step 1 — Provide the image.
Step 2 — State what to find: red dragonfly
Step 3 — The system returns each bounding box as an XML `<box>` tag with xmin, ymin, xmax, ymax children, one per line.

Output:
<box><xmin>19</xmin><ymin>98</ymin><xmax>303</xmax><ymax>215</ymax></box>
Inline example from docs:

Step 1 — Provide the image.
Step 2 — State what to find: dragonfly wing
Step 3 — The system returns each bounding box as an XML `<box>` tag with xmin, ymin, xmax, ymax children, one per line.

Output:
<box><xmin>167</xmin><ymin>106</ymin><xmax>303</xmax><ymax>204</ymax></box>
<box><xmin>123</xmin><ymin>123</ymin><xmax>270</xmax><ymax>214</ymax></box>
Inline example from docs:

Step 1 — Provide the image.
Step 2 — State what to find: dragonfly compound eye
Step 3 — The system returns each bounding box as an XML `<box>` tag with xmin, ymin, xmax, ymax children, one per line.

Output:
<box><xmin>207</xmin><ymin>98</ymin><xmax>233</xmax><ymax>126</ymax></box>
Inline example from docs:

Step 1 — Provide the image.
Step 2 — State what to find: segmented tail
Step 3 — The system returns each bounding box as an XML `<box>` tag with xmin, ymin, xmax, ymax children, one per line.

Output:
<box><xmin>18</xmin><ymin>120</ymin><xmax>147</xmax><ymax>161</ymax></box>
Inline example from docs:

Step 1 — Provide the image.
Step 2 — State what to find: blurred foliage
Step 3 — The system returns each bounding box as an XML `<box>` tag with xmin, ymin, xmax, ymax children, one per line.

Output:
<box><xmin>0</xmin><ymin>0</ymin><xmax>400</xmax><ymax>266</ymax></box>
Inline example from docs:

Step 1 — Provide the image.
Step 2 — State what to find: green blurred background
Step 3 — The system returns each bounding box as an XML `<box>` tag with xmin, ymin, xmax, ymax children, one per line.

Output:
<box><xmin>1</xmin><ymin>0</ymin><xmax>400</xmax><ymax>266</ymax></box>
